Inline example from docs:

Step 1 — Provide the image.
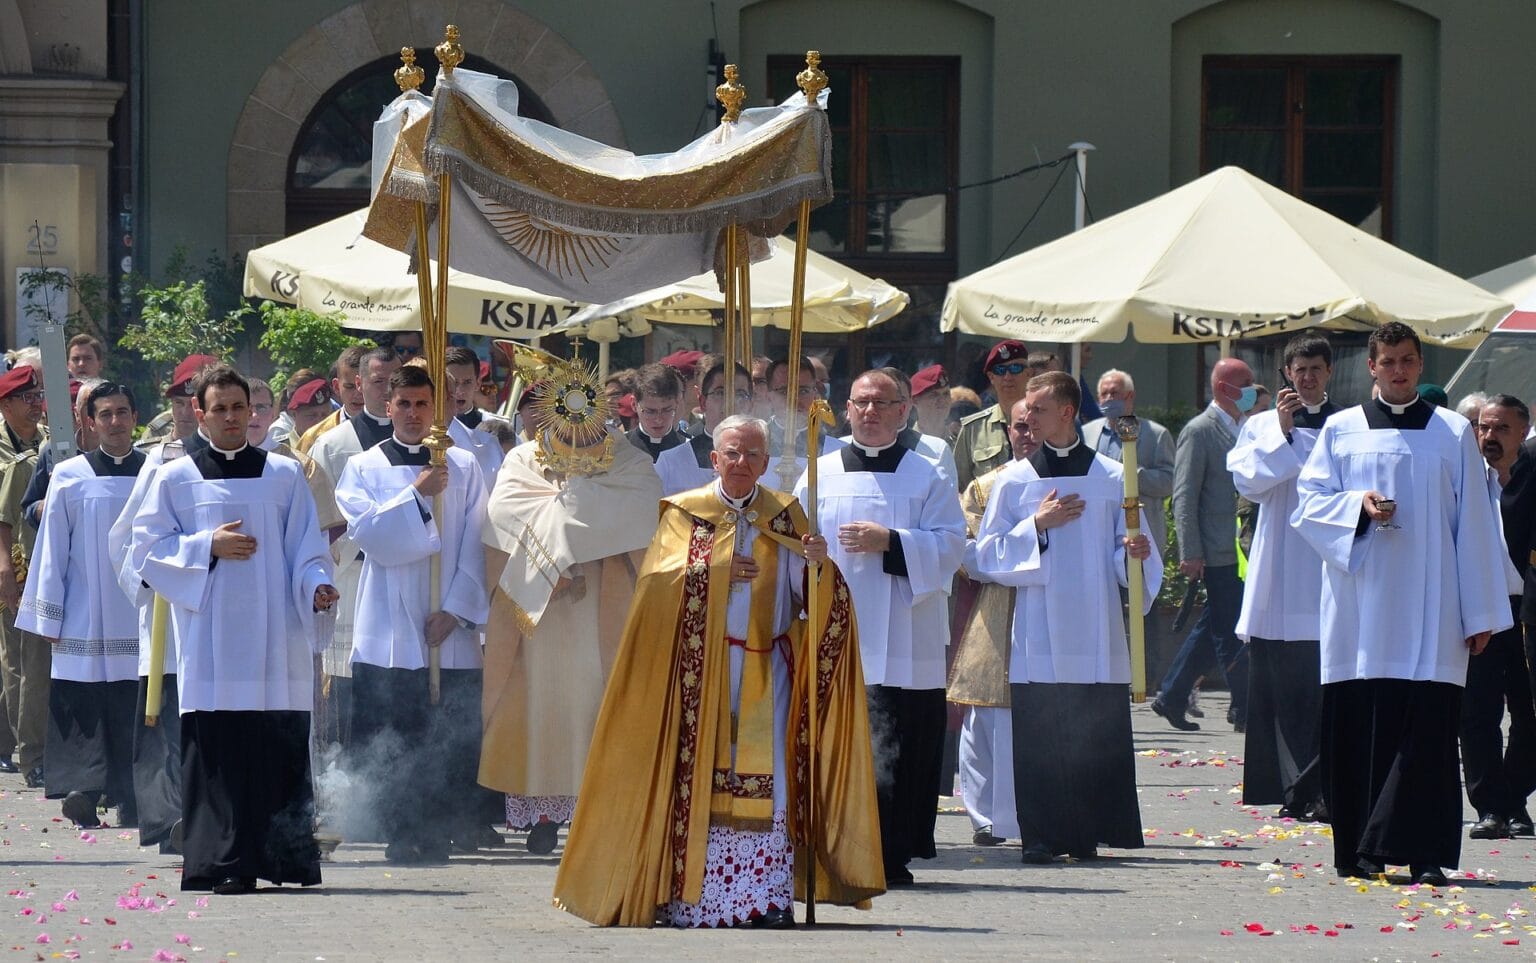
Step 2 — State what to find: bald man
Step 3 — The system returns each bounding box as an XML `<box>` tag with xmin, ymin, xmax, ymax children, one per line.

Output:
<box><xmin>1151</xmin><ymin>358</ymin><xmax>1255</xmax><ymax>733</ymax></box>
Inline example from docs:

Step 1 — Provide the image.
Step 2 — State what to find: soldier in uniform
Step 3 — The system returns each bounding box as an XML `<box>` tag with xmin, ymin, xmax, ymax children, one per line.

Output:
<box><xmin>952</xmin><ymin>341</ymin><xmax>1031</xmax><ymax>493</ymax></box>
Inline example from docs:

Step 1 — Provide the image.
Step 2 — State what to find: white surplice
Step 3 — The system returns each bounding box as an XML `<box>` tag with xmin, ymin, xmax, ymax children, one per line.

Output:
<box><xmin>1290</xmin><ymin>404</ymin><xmax>1512</xmax><ymax>685</ymax></box>
<box><xmin>18</xmin><ymin>453</ymin><xmax>140</xmax><ymax>683</ymax></box>
<box><xmin>796</xmin><ymin>445</ymin><xmax>965</xmax><ymax>688</ymax></box>
<box><xmin>307</xmin><ymin>414</ymin><xmax>382</xmax><ymax>679</ymax></box>
<box><xmin>335</xmin><ymin>443</ymin><xmax>489</xmax><ymax>670</ymax></box>
<box><xmin>108</xmin><ymin>439</ymin><xmax>183</xmax><ymax>678</ymax></box>
<box><xmin>1228</xmin><ymin>408</ymin><xmax>1328</xmax><ymax>643</ymax></box>
<box><xmin>655</xmin><ymin>435</ymin><xmax>717</xmax><ymax>497</ymax></box>
<box><xmin>973</xmin><ymin>451</ymin><xmax>1161</xmax><ymax>684</ymax></box>
<box><xmin>448</xmin><ymin>416</ymin><xmax>505</xmax><ymax>489</ymax></box>
<box><xmin>129</xmin><ymin>446</ymin><xmax>334</xmax><ymax>713</ymax></box>
<box><xmin>841</xmin><ymin>430</ymin><xmax>958</xmax><ymax>492</ymax></box>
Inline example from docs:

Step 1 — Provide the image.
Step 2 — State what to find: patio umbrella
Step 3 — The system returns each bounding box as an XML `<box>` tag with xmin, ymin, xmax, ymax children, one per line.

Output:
<box><xmin>242</xmin><ymin>209</ymin><xmax>585</xmax><ymax>339</ymax></box>
<box><xmin>549</xmin><ymin>234</ymin><xmax>909</xmax><ymax>342</ymax></box>
<box><xmin>941</xmin><ymin>166</ymin><xmax>1511</xmax><ymax>348</ymax></box>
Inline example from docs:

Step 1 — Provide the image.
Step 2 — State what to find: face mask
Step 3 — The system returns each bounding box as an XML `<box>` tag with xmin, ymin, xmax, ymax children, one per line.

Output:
<box><xmin>1234</xmin><ymin>385</ymin><xmax>1259</xmax><ymax>413</ymax></box>
<box><xmin>1099</xmin><ymin>398</ymin><xmax>1126</xmax><ymax>422</ymax></box>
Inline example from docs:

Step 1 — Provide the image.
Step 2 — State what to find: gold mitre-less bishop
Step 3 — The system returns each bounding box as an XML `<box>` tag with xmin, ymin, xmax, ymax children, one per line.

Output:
<box><xmin>553</xmin><ymin>485</ymin><xmax>885</xmax><ymax>926</ymax></box>
<box><xmin>947</xmin><ymin>464</ymin><xmax>1014</xmax><ymax>708</ymax></box>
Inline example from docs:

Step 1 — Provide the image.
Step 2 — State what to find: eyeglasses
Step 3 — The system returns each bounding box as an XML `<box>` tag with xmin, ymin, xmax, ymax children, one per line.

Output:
<box><xmin>394</xmin><ymin>344</ymin><xmax>422</xmax><ymax>356</ymax></box>
<box><xmin>14</xmin><ymin>391</ymin><xmax>43</xmax><ymax>405</ymax></box>
<box><xmin>849</xmin><ymin>398</ymin><xmax>903</xmax><ymax>411</ymax></box>
<box><xmin>772</xmin><ymin>385</ymin><xmax>817</xmax><ymax>399</ymax></box>
<box><xmin>990</xmin><ymin>362</ymin><xmax>1027</xmax><ymax>377</ymax></box>
<box><xmin>705</xmin><ymin>388</ymin><xmax>754</xmax><ymax>403</ymax></box>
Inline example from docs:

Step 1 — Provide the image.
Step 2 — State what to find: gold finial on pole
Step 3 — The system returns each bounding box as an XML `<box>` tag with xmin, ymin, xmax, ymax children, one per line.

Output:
<box><xmin>796</xmin><ymin>50</ymin><xmax>828</xmax><ymax>105</ymax></box>
<box><xmin>394</xmin><ymin>47</ymin><xmax>425</xmax><ymax>92</ymax></box>
<box><xmin>716</xmin><ymin>64</ymin><xmax>746</xmax><ymax>123</ymax></box>
<box><xmin>436</xmin><ymin>24</ymin><xmax>465</xmax><ymax>74</ymax></box>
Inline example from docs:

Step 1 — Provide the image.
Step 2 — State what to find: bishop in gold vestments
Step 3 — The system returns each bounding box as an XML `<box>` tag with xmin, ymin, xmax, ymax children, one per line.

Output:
<box><xmin>554</xmin><ymin>416</ymin><xmax>884</xmax><ymax>927</ymax></box>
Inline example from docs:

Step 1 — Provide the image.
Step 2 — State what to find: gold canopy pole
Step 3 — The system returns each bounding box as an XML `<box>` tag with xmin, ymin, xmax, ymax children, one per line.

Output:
<box><xmin>722</xmin><ymin>225</ymin><xmax>738</xmax><ymax>414</ymax></box>
<box><xmin>716</xmin><ymin>65</ymin><xmax>746</xmax><ymax>416</ymax></box>
<box><xmin>1115</xmin><ymin>416</ymin><xmax>1148</xmax><ymax>702</ymax></box>
<box><xmin>736</xmin><ymin>238</ymin><xmax>753</xmax><ymax>374</ymax></box>
<box><xmin>789</xmin><ymin>49</ymin><xmax>829</xmax><ymax>927</ymax></box>
<box><xmin>425</xmin><ymin>26</ymin><xmax>466</xmax><ymax>706</ymax></box>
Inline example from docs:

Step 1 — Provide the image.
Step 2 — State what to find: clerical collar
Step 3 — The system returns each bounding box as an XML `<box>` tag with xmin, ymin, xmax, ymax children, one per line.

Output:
<box><xmin>391</xmin><ymin>435</ymin><xmax>426</xmax><ymax>455</ymax></box>
<box><xmin>1303</xmin><ymin>395</ymin><xmax>1330</xmax><ymax>415</ymax></box>
<box><xmin>98</xmin><ymin>446</ymin><xmax>133</xmax><ymax>465</ymax></box>
<box><xmin>1044</xmin><ymin>436</ymin><xmax>1081</xmax><ymax>457</ymax></box>
<box><xmin>851</xmin><ymin>437</ymin><xmax>897</xmax><ymax>457</ymax></box>
<box><xmin>364</xmin><ymin>409</ymin><xmax>391</xmax><ymax>426</ymax></box>
<box><xmin>640</xmin><ymin>429</ymin><xmax>671</xmax><ymax>445</ymax></box>
<box><xmin>210</xmin><ymin>440</ymin><xmax>248</xmax><ymax>460</ymax></box>
<box><xmin>1375</xmin><ymin>394</ymin><xmax>1420</xmax><ymax>415</ymax></box>
<box><xmin>716</xmin><ymin>481</ymin><xmax>757</xmax><ymax>512</ymax></box>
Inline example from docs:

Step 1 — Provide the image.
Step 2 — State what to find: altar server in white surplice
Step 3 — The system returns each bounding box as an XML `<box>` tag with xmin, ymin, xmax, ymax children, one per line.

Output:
<box><xmin>1292</xmin><ymin>322</ymin><xmax>1511</xmax><ymax>887</ymax></box>
<box><xmin>655</xmin><ymin>358</ymin><xmax>751</xmax><ymax>497</ymax></box>
<box><xmin>18</xmin><ymin>383</ymin><xmax>145</xmax><ymax>830</ymax></box>
<box><xmin>110</xmin><ymin>412</ymin><xmax>210</xmax><ymax>853</ymax></box>
<box><xmin>130</xmin><ymin>365</ymin><xmax>338</xmax><ymax>895</ymax></box>
<box><xmin>1227</xmin><ymin>333</ymin><xmax>1340</xmax><ymax>821</ymax></box>
<box><xmin>336</xmin><ymin>363</ymin><xmax>490</xmax><ymax>864</ymax></box>
<box><xmin>445</xmin><ymin>345</ymin><xmax>505</xmax><ymax>488</ymax></box>
<box><xmin>974</xmin><ymin>372</ymin><xmax>1159</xmax><ymax>864</ymax></box>
<box><xmin>840</xmin><ymin>366</ymin><xmax>959</xmax><ymax>493</ymax></box>
<box><xmin>796</xmin><ymin>368</ymin><xmax>965</xmax><ymax>886</ymax></box>
<box><xmin>307</xmin><ymin>346</ymin><xmax>402</xmax><ymax>749</ymax></box>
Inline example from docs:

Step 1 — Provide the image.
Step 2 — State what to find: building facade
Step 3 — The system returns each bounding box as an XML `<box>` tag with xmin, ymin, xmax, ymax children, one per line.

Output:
<box><xmin>6</xmin><ymin>0</ymin><xmax>1535</xmax><ymax>404</ymax></box>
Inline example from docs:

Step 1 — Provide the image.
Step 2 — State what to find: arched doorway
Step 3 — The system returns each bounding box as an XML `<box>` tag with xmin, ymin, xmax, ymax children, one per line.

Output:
<box><xmin>284</xmin><ymin>52</ymin><xmax>558</xmax><ymax>235</ymax></box>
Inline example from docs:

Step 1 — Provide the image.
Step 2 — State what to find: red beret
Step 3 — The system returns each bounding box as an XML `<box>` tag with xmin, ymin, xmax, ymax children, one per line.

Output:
<box><xmin>479</xmin><ymin>360</ymin><xmax>492</xmax><ymax>381</ymax></box>
<box><xmin>286</xmin><ymin>378</ymin><xmax>330</xmax><ymax>411</ymax></box>
<box><xmin>660</xmin><ymin>349</ymin><xmax>705</xmax><ymax>379</ymax></box>
<box><xmin>911</xmin><ymin>364</ymin><xmax>948</xmax><ymax>398</ymax></box>
<box><xmin>984</xmin><ymin>340</ymin><xmax>1030</xmax><ymax>371</ymax></box>
<box><xmin>0</xmin><ymin>365</ymin><xmax>37</xmax><ymax>400</ymax></box>
<box><xmin>166</xmin><ymin>354</ymin><xmax>220</xmax><ymax>398</ymax></box>
<box><xmin>616</xmin><ymin>392</ymin><xmax>636</xmax><ymax>419</ymax></box>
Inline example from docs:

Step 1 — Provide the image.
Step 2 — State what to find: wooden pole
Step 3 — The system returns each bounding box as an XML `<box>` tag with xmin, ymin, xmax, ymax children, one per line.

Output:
<box><xmin>1116</xmin><ymin>416</ymin><xmax>1148</xmax><ymax>702</ymax></box>
<box><xmin>722</xmin><ymin>223</ymin><xmax>738</xmax><ymax>416</ymax></box>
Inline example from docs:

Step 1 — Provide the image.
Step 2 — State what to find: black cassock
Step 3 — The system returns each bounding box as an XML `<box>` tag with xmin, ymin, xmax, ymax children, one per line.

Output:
<box><xmin>1008</xmin><ymin>442</ymin><xmax>1142</xmax><ymax>856</ymax></box>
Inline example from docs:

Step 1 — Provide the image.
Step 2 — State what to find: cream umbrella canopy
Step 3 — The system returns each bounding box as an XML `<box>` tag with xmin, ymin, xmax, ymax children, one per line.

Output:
<box><xmin>941</xmin><ymin>166</ymin><xmax>1511</xmax><ymax>348</ymax></box>
<box><xmin>243</xmin><ymin>209</ymin><xmax>586</xmax><ymax>339</ymax></box>
<box><xmin>548</xmin><ymin>234</ymin><xmax>909</xmax><ymax>342</ymax></box>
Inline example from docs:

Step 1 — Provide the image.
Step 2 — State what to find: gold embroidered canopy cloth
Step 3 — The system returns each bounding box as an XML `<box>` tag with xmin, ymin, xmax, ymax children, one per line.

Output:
<box><xmin>365</xmin><ymin>67</ymin><xmax>833</xmax><ymax>303</ymax></box>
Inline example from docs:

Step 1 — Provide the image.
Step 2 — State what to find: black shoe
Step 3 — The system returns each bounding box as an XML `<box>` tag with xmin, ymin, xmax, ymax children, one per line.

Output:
<box><xmin>1151</xmin><ymin>699</ymin><xmax>1200</xmax><ymax>731</ymax></box>
<box><xmin>1226</xmin><ymin>707</ymin><xmax>1247</xmax><ymax>733</ymax></box>
<box><xmin>61</xmin><ymin>791</ymin><xmax>101</xmax><ymax>828</ymax></box>
<box><xmin>23</xmin><ymin>766</ymin><xmax>43</xmax><ymax>788</ymax></box>
<box><xmin>750</xmin><ymin>907</ymin><xmax>796</xmax><ymax>929</ymax></box>
<box><xmin>476</xmin><ymin>824</ymin><xmax>506</xmax><ymax>848</ymax></box>
<box><xmin>1412</xmin><ymin>865</ymin><xmax>1448</xmax><ymax>887</ymax></box>
<box><xmin>0</xmin><ymin>756</ymin><xmax>17</xmax><ymax>774</ymax></box>
<box><xmin>1276</xmin><ymin>804</ymin><xmax>1306</xmax><ymax>820</ymax></box>
<box><xmin>116</xmin><ymin>807</ymin><xmax>138</xmax><ymax>829</ymax></box>
<box><xmin>1068</xmin><ymin>848</ymin><xmax>1099</xmax><ymax>861</ymax></box>
<box><xmin>1186</xmin><ymin>705</ymin><xmax>1205</xmax><ymax>718</ymax></box>
<box><xmin>1021</xmin><ymin>843</ymin><xmax>1055</xmax><ymax>865</ymax></box>
<box><xmin>526</xmin><ymin>820</ymin><xmax>560</xmax><ymax>855</ymax></box>
<box><xmin>972</xmin><ymin>826</ymin><xmax>1005</xmax><ymax>846</ymax></box>
<box><xmin>1305</xmin><ymin>800</ymin><xmax>1331</xmax><ymax>823</ymax></box>
<box><xmin>885</xmin><ymin>864</ymin><xmax>914</xmax><ymax>886</ymax></box>
<box><xmin>1470</xmin><ymin>814</ymin><xmax>1511</xmax><ymax>839</ymax></box>
<box><xmin>1511</xmin><ymin>811</ymin><xmax>1535</xmax><ymax>837</ymax></box>
<box><xmin>385</xmin><ymin>841</ymin><xmax>423</xmax><ymax>864</ymax></box>
<box><xmin>211</xmin><ymin>876</ymin><xmax>255</xmax><ymax>895</ymax></box>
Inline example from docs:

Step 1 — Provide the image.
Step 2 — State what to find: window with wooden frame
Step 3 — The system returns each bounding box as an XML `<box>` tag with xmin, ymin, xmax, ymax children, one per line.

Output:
<box><xmin>767</xmin><ymin>55</ymin><xmax>960</xmax><ymax>283</ymax></box>
<box><xmin>1201</xmin><ymin>55</ymin><xmax>1397</xmax><ymax>239</ymax></box>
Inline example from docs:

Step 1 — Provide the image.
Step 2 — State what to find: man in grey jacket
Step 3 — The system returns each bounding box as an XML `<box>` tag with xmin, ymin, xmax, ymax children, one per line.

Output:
<box><xmin>1151</xmin><ymin>357</ymin><xmax>1256</xmax><ymax>732</ymax></box>
<box><xmin>1081</xmin><ymin>369</ymin><xmax>1175</xmax><ymax>557</ymax></box>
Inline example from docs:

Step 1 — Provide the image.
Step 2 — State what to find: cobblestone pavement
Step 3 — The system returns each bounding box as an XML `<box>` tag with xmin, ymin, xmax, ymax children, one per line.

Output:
<box><xmin>3</xmin><ymin>696</ymin><xmax>1530</xmax><ymax>961</ymax></box>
